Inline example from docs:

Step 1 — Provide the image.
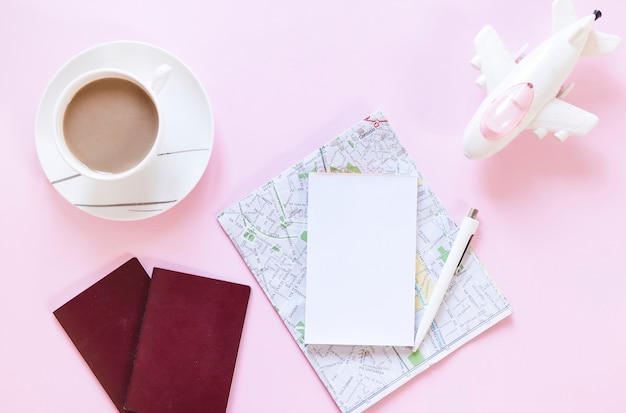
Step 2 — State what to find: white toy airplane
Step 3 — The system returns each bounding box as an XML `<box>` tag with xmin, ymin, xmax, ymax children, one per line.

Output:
<box><xmin>463</xmin><ymin>0</ymin><xmax>621</xmax><ymax>160</ymax></box>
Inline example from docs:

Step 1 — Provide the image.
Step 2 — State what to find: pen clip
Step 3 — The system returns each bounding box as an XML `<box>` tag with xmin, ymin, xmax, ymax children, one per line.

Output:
<box><xmin>454</xmin><ymin>208</ymin><xmax>479</xmax><ymax>275</ymax></box>
<box><xmin>454</xmin><ymin>235</ymin><xmax>473</xmax><ymax>275</ymax></box>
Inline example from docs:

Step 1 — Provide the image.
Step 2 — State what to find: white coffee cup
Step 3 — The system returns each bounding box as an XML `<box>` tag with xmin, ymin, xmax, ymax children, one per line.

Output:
<box><xmin>54</xmin><ymin>64</ymin><xmax>171</xmax><ymax>181</ymax></box>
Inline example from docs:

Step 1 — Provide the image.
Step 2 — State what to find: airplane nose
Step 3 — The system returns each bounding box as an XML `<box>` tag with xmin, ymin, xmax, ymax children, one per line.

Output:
<box><xmin>463</xmin><ymin>147</ymin><xmax>479</xmax><ymax>160</ymax></box>
<box><xmin>462</xmin><ymin>135</ymin><xmax>485</xmax><ymax>160</ymax></box>
<box><xmin>594</xmin><ymin>9</ymin><xmax>602</xmax><ymax>20</ymax></box>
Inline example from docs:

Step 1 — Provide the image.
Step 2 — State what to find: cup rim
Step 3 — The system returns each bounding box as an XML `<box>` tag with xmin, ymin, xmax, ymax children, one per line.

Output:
<box><xmin>54</xmin><ymin>68</ymin><xmax>163</xmax><ymax>181</ymax></box>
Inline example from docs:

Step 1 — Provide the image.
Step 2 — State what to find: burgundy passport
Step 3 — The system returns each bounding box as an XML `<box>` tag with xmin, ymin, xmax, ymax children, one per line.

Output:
<box><xmin>53</xmin><ymin>258</ymin><xmax>151</xmax><ymax>413</ymax></box>
<box><xmin>124</xmin><ymin>268</ymin><xmax>251</xmax><ymax>413</ymax></box>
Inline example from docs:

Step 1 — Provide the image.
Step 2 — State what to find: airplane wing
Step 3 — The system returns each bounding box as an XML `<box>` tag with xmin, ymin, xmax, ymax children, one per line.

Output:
<box><xmin>529</xmin><ymin>98</ymin><xmax>599</xmax><ymax>141</ymax></box>
<box><xmin>552</xmin><ymin>0</ymin><xmax>578</xmax><ymax>34</ymax></box>
<box><xmin>471</xmin><ymin>25</ymin><xmax>515</xmax><ymax>94</ymax></box>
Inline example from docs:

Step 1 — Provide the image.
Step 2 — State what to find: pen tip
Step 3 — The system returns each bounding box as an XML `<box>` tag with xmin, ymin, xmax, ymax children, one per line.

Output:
<box><xmin>468</xmin><ymin>208</ymin><xmax>479</xmax><ymax>219</ymax></box>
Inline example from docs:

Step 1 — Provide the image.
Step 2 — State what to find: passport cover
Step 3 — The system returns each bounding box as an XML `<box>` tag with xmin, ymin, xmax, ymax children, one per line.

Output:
<box><xmin>53</xmin><ymin>258</ymin><xmax>151</xmax><ymax>413</ymax></box>
<box><xmin>124</xmin><ymin>268</ymin><xmax>251</xmax><ymax>413</ymax></box>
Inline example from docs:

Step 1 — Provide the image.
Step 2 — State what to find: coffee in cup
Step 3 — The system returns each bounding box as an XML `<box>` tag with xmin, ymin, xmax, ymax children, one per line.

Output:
<box><xmin>54</xmin><ymin>65</ymin><xmax>171</xmax><ymax>180</ymax></box>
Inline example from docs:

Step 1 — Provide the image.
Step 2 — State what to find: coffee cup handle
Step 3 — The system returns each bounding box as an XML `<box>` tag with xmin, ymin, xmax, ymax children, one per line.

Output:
<box><xmin>147</xmin><ymin>64</ymin><xmax>172</xmax><ymax>95</ymax></box>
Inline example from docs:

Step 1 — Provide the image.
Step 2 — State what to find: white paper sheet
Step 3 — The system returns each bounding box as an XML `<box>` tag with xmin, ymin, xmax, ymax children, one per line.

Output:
<box><xmin>304</xmin><ymin>173</ymin><xmax>418</xmax><ymax>346</ymax></box>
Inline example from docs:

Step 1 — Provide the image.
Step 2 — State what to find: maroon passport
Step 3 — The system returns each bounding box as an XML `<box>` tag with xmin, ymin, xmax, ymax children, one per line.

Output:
<box><xmin>124</xmin><ymin>268</ymin><xmax>251</xmax><ymax>413</ymax></box>
<box><xmin>53</xmin><ymin>258</ymin><xmax>151</xmax><ymax>413</ymax></box>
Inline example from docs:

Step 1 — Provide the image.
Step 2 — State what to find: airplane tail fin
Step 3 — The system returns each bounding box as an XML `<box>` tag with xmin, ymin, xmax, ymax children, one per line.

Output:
<box><xmin>581</xmin><ymin>30</ymin><xmax>621</xmax><ymax>57</ymax></box>
<box><xmin>552</xmin><ymin>0</ymin><xmax>578</xmax><ymax>34</ymax></box>
<box><xmin>552</xmin><ymin>0</ymin><xmax>621</xmax><ymax>56</ymax></box>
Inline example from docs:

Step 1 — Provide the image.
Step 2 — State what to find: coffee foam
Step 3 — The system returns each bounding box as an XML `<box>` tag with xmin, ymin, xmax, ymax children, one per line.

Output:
<box><xmin>63</xmin><ymin>77</ymin><xmax>158</xmax><ymax>174</ymax></box>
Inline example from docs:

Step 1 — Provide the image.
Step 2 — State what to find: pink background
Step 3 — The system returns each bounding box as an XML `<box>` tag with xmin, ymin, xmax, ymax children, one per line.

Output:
<box><xmin>2</xmin><ymin>0</ymin><xmax>626</xmax><ymax>411</ymax></box>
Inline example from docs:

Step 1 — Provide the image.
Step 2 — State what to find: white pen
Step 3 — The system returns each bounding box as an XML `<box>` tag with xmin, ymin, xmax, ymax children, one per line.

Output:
<box><xmin>412</xmin><ymin>208</ymin><xmax>480</xmax><ymax>352</ymax></box>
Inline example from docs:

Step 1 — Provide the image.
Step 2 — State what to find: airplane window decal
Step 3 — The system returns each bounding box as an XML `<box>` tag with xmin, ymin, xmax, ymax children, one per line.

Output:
<box><xmin>480</xmin><ymin>83</ymin><xmax>534</xmax><ymax>140</ymax></box>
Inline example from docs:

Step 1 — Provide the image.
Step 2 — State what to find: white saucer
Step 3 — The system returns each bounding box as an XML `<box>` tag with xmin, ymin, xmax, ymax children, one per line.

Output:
<box><xmin>35</xmin><ymin>41</ymin><xmax>214</xmax><ymax>221</ymax></box>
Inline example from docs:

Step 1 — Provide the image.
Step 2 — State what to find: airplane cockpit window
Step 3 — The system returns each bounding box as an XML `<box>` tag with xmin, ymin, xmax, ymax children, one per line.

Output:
<box><xmin>480</xmin><ymin>83</ymin><xmax>534</xmax><ymax>140</ymax></box>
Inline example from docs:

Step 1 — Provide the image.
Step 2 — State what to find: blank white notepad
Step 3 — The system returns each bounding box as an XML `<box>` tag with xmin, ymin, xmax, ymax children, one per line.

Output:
<box><xmin>305</xmin><ymin>173</ymin><xmax>418</xmax><ymax>346</ymax></box>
